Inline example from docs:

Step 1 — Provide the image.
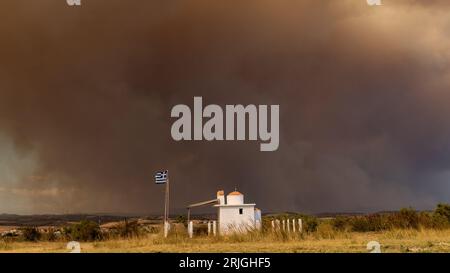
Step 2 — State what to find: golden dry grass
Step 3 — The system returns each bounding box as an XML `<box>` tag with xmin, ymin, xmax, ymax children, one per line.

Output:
<box><xmin>1</xmin><ymin>228</ymin><xmax>449</xmax><ymax>253</ymax></box>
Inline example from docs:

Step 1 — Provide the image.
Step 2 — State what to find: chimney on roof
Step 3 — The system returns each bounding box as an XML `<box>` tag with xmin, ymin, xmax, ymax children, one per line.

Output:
<box><xmin>217</xmin><ymin>190</ymin><xmax>225</xmax><ymax>205</ymax></box>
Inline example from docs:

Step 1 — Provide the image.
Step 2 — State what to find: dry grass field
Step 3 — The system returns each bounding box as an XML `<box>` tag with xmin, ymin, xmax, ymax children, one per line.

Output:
<box><xmin>1</xmin><ymin>228</ymin><xmax>449</xmax><ymax>253</ymax></box>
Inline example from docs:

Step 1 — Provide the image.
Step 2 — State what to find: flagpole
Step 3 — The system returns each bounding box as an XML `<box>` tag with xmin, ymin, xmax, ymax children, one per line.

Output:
<box><xmin>166</xmin><ymin>176</ymin><xmax>170</xmax><ymax>222</ymax></box>
<box><xmin>163</xmin><ymin>181</ymin><xmax>166</xmax><ymax>225</ymax></box>
<box><xmin>157</xmin><ymin>170</ymin><xmax>170</xmax><ymax>237</ymax></box>
<box><xmin>163</xmin><ymin>173</ymin><xmax>170</xmax><ymax>237</ymax></box>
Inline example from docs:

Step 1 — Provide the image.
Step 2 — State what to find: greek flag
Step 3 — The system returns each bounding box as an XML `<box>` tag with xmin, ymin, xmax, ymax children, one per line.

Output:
<box><xmin>155</xmin><ymin>170</ymin><xmax>168</xmax><ymax>184</ymax></box>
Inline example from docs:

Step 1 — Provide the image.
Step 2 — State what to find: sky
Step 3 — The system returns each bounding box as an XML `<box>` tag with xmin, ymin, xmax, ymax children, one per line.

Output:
<box><xmin>0</xmin><ymin>0</ymin><xmax>449</xmax><ymax>215</ymax></box>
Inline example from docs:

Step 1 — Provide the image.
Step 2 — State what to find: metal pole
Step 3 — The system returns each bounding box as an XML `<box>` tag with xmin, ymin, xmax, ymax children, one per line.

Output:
<box><xmin>166</xmin><ymin>177</ymin><xmax>170</xmax><ymax>222</ymax></box>
<box><xmin>163</xmin><ymin>179</ymin><xmax>167</xmax><ymax>225</ymax></box>
<box><xmin>163</xmin><ymin>176</ymin><xmax>170</xmax><ymax>237</ymax></box>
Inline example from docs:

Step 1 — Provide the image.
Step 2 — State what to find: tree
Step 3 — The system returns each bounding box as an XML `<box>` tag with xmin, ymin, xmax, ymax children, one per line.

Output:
<box><xmin>64</xmin><ymin>220</ymin><xmax>102</xmax><ymax>241</ymax></box>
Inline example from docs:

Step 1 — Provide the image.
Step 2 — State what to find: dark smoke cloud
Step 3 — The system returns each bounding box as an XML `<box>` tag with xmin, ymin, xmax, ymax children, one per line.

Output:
<box><xmin>0</xmin><ymin>0</ymin><xmax>449</xmax><ymax>214</ymax></box>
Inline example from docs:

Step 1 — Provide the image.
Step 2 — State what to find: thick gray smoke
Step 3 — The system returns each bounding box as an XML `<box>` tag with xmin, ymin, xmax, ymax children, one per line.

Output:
<box><xmin>0</xmin><ymin>0</ymin><xmax>449</xmax><ymax>214</ymax></box>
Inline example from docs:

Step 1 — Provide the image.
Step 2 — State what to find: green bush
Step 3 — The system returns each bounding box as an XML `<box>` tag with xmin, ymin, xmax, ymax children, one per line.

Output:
<box><xmin>116</xmin><ymin>220</ymin><xmax>141</xmax><ymax>238</ymax></box>
<box><xmin>347</xmin><ymin>214</ymin><xmax>388</xmax><ymax>232</ymax></box>
<box><xmin>434</xmin><ymin>203</ymin><xmax>450</xmax><ymax>223</ymax></box>
<box><xmin>64</xmin><ymin>220</ymin><xmax>102</xmax><ymax>241</ymax></box>
<box><xmin>302</xmin><ymin>216</ymin><xmax>319</xmax><ymax>233</ymax></box>
<box><xmin>431</xmin><ymin>214</ymin><xmax>448</xmax><ymax>229</ymax></box>
<box><xmin>331</xmin><ymin>216</ymin><xmax>351</xmax><ymax>231</ymax></box>
<box><xmin>21</xmin><ymin>227</ymin><xmax>41</xmax><ymax>242</ymax></box>
<box><xmin>268</xmin><ymin>204</ymin><xmax>450</xmax><ymax>235</ymax></box>
<box><xmin>347</xmin><ymin>209</ymin><xmax>420</xmax><ymax>231</ymax></box>
<box><xmin>418</xmin><ymin>211</ymin><xmax>435</xmax><ymax>229</ymax></box>
<box><xmin>398</xmin><ymin>208</ymin><xmax>419</xmax><ymax>229</ymax></box>
<box><xmin>350</xmin><ymin>216</ymin><xmax>372</xmax><ymax>232</ymax></box>
<box><xmin>395</xmin><ymin>208</ymin><xmax>419</xmax><ymax>229</ymax></box>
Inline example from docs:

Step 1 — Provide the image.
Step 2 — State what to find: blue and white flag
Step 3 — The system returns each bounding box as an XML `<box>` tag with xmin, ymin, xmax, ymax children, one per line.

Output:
<box><xmin>155</xmin><ymin>170</ymin><xmax>168</xmax><ymax>184</ymax></box>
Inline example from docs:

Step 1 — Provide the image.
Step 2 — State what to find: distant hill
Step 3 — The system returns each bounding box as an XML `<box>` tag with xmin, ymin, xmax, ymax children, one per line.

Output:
<box><xmin>0</xmin><ymin>209</ymin><xmax>435</xmax><ymax>227</ymax></box>
<box><xmin>0</xmin><ymin>214</ymin><xmax>148</xmax><ymax>227</ymax></box>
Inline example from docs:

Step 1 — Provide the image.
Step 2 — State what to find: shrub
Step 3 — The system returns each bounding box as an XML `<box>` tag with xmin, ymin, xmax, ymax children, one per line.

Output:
<box><xmin>64</xmin><ymin>220</ymin><xmax>102</xmax><ymax>241</ymax></box>
<box><xmin>303</xmin><ymin>216</ymin><xmax>319</xmax><ymax>233</ymax></box>
<box><xmin>394</xmin><ymin>208</ymin><xmax>419</xmax><ymax>229</ymax></box>
<box><xmin>434</xmin><ymin>203</ymin><xmax>450</xmax><ymax>223</ymax></box>
<box><xmin>175</xmin><ymin>215</ymin><xmax>187</xmax><ymax>225</ymax></box>
<box><xmin>418</xmin><ymin>211</ymin><xmax>435</xmax><ymax>229</ymax></box>
<box><xmin>316</xmin><ymin>221</ymin><xmax>337</xmax><ymax>239</ymax></box>
<box><xmin>21</xmin><ymin>227</ymin><xmax>41</xmax><ymax>242</ymax></box>
<box><xmin>261</xmin><ymin>217</ymin><xmax>273</xmax><ymax>233</ymax></box>
<box><xmin>194</xmin><ymin>224</ymin><xmax>209</xmax><ymax>235</ymax></box>
<box><xmin>41</xmin><ymin>228</ymin><xmax>60</xmax><ymax>241</ymax></box>
<box><xmin>346</xmin><ymin>214</ymin><xmax>388</xmax><ymax>232</ymax></box>
<box><xmin>331</xmin><ymin>216</ymin><xmax>350</xmax><ymax>231</ymax></box>
<box><xmin>431</xmin><ymin>214</ymin><xmax>449</xmax><ymax>229</ymax></box>
<box><xmin>350</xmin><ymin>216</ymin><xmax>371</xmax><ymax>232</ymax></box>
<box><xmin>116</xmin><ymin>220</ymin><xmax>141</xmax><ymax>238</ymax></box>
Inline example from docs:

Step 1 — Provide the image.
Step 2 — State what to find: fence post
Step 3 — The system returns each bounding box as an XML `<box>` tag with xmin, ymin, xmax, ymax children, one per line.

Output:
<box><xmin>287</xmin><ymin>219</ymin><xmax>291</xmax><ymax>233</ymax></box>
<box><xmin>188</xmin><ymin>221</ymin><xmax>193</xmax><ymax>238</ymax></box>
<box><xmin>298</xmin><ymin>219</ymin><xmax>303</xmax><ymax>233</ymax></box>
<box><xmin>276</xmin><ymin>219</ymin><xmax>281</xmax><ymax>231</ymax></box>
<box><xmin>292</xmin><ymin>219</ymin><xmax>296</xmax><ymax>232</ymax></box>
<box><xmin>164</xmin><ymin>221</ymin><xmax>169</xmax><ymax>238</ymax></box>
<box><xmin>213</xmin><ymin>220</ymin><xmax>217</xmax><ymax>236</ymax></box>
<box><xmin>208</xmin><ymin>222</ymin><xmax>211</xmax><ymax>236</ymax></box>
<box><xmin>282</xmin><ymin>220</ymin><xmax>286</xmax><ymax>231</ymax></box>
<box><xmin>271</xmin><ymin>220</ymin><xmax>275</xmax><ymax>232</ymax></box>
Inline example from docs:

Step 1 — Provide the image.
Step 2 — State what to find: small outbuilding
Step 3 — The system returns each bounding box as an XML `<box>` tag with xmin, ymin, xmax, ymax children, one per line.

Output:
<box><xmin>187</xmin><ymin>189</ymin><xmax>261</xmax><ymax>234</ymax></box>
